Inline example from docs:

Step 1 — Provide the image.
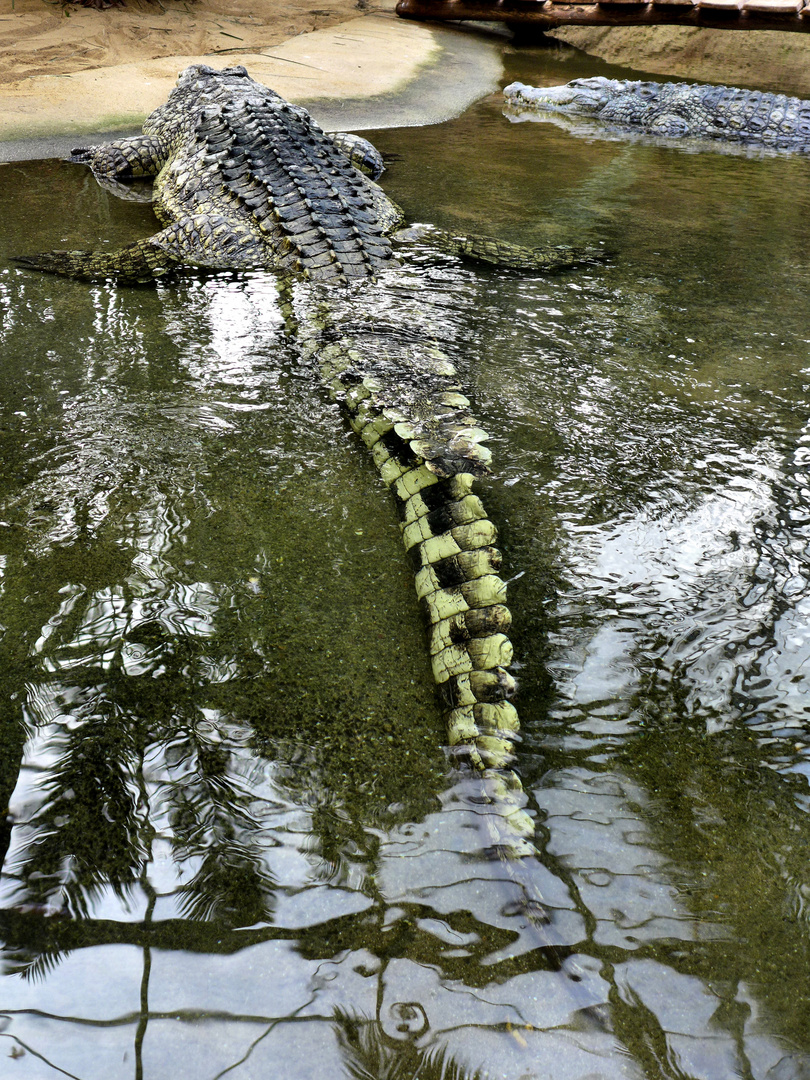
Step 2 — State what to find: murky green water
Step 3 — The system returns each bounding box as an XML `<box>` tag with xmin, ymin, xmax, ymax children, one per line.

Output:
<box><xmin>1</xmin><ymin>41</ymin><xmax>810</xmax><ymax>1079</ymax></box>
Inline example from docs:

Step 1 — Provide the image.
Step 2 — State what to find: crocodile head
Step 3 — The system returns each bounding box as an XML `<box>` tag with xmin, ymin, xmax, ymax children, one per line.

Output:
<box><xmin>152</xmin><ymin>64</ymin><xmax>290</xmax><ymax>114</ymax></box>
<box><xmin>175</xmin><ymin>63</ymin><xmax>253</xmax><ymax>92</ymax></box>
<box><xmin>143</xmin><ymin>63</ymin><xmax>289</xmax><ymax>140</ymax></box>
<box><xmin>504</xmin><ymin>77</ymin><xmax>641</xmax><ymax>117</ymax></box>
<box><xmin>170</xmin><ymin>63</ymin><xmax>284</xmax><ymax>108</ymax></box>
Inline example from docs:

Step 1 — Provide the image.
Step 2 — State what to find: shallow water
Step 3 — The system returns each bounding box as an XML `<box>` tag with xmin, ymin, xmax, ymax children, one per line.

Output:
<box><xmin>1</xmin><ymin>42</ymin><xmax>810</xmax><ymax>1080</ymax></box>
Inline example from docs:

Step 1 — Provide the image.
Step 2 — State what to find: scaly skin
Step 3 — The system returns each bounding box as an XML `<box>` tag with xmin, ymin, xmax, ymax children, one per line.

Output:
<box><xmin>14</xmin><ymin>63</ymin><xmax>578</xmax><ymax>861</ymax></box>
<box><xmin>504</xmin><ymin>77</ymin><xmax>810</xmax><ymax>152</ymax></box>
<box><xmin>18</xmin><ymin>65</ymin><xmax>598</xmax><ymax>283</ymax></box>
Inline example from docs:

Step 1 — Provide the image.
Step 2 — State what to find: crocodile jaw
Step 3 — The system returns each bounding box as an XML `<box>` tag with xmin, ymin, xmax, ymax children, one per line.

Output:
<box><xmin>503</xmin><ymin>77</ymin><xmax>619</xmax><ymax>116</ymax></box>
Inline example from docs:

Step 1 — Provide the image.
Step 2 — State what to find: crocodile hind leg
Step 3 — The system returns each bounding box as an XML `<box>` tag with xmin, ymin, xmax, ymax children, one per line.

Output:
<box><xmin>450</xmin><ymin>230</ymin><xmax>608</xmax><ymax>271</ymax></box>
<box><xmin>13</xmin><ymin>213</ymin><xmax>269</xmax><ymax>282</ymax></box>
<box><xmin>13</xmin><ymin>237</ymin><xmax>180</xmax><ymax>282</ymax></box>
<box><xmin>395</xmin><ymin>222</ymin><xmax>608</xmax><ymax>272</ymax></box>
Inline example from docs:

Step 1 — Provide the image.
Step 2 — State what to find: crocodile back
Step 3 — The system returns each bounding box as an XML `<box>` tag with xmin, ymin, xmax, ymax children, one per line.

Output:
<box><xmin>152</xmin><ymin>68</ymin><xmax>400</xmax><ymax>281</ymax></box>
<box><xmin>665</xmin><ymin>83</ymin><xmax>810</xmax><ymax>149</ymax></box>
<box><xmin>599</xmin><ymin>81</ymin><xmax>810</xmax><ymax>148</ymax></box>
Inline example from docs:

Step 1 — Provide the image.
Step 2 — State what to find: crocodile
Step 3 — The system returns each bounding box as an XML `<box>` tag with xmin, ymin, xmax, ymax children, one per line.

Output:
<box><xmin>504</xmin><ymin>76</ymin><xmax>810</xmax><ymax>153</ymax></box>
<box><xmin>16</xmin><ymin>64</ymin><xmax>590</xmax><ymax>862</ymax></box>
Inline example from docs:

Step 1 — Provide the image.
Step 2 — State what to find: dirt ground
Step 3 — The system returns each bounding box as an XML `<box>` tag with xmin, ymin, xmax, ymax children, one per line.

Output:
<box><xmin>551</xmin><ymin>24</ymin><xmax>810</xmax><ymax>96</ymax></box>
<box><xmin>3</xmin><ymin>0</ymin><xmax>806</xmax><ymax>91</ymax></box>
<box><xmin>0</xmin><ymin>0</ymin><xmax>380</xmax><ymax>86</ymax></box>
<box><xmin>0</xmin><ymin>0</ymin><xmax>458</xmax><ymax>143</ymax></box>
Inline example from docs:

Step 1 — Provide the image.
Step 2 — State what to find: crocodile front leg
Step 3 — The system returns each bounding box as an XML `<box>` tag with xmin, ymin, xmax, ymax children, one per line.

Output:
<box><xmin>329</xmin><ymin>132</ymin><xmax>385</xmax><ymax>180</ymax></box>
<box><xmin>69</xmin><ymin>133</ymin><xmax>170</xmax><ymax>180</ymax></box>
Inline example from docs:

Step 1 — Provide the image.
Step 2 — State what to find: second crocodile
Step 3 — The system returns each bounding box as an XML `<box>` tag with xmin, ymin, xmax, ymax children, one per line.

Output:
<box><xmin>504</xmin><ymin>76</ymin><xmax>810</xmax><ymax>153</ymax></box>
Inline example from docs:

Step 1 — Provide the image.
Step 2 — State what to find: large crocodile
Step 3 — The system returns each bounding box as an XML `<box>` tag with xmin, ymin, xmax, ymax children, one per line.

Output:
<box><xmin>16</xmin><ymin>64</ymin><xmax>591</xmax><ymax>864</ymax></box>
<box><xmin>504</xmin><ymin>76</ymin><xmax>810</xmax><ymax>153</ymax></box>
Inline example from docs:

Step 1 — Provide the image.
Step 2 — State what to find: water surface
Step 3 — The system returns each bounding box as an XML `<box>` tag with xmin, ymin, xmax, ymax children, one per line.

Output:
<box><xmin>0</xmin><ymin>43</ymin><xmax>809</xmax><ymax>1080</ymax></box>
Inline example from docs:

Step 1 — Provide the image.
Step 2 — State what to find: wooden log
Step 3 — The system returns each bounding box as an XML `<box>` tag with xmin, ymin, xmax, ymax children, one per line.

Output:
<box><xmin>395</xmin><ymin>0</ymin><xmax>810</xmax><ymax>30</ymax></box>
<box><xmin>698</xmin><ymin>0</ymin><xmax>743</xmax><ymax>10</ymax></box>
<box><xmin>743</xmin><ymin>0</ymin><xmax>803</xmax><ymax>11</ymax></box>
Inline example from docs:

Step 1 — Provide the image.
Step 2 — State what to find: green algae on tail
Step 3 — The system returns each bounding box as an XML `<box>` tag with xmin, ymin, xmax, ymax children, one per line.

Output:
<box><xmin>295</xmin><ymin>298</ymin><xmax>538</xmax><ymax>858</ymax></box>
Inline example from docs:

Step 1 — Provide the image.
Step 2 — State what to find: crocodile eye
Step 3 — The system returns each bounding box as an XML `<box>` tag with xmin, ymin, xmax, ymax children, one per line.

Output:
<box><xmin>224</xmin><ymin>65</ymin><xmax>249</xmax><ymax>78</ymax></box>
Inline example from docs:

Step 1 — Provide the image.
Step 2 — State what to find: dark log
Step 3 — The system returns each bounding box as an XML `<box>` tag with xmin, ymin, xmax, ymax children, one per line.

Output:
<box><xmin>395</xmin><ymin>0</ymin><xmax>810</xmax><ymax>32</ymax></box>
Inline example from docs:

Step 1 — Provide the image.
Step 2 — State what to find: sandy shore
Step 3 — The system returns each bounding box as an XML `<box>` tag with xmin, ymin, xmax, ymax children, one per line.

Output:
<box><xmin>0</xmin><ymin>0</ymin><xmax>505</xmax><ymax>156</ymax></box>
<box><xmin>1</xmin><ymin>0</ymin><xmax>377</xmax><ymax>87</ymax></box>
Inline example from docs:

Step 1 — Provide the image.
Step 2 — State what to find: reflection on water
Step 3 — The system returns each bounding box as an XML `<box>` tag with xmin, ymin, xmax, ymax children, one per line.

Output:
<box><xmin>1</xmin><ymin>41</ymin><xmax>810</xmax><ymax>1080</ymax></box>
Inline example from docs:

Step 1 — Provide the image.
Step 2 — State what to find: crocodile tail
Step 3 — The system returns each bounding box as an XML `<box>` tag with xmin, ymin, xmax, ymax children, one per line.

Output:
<box><xmin>391</xmin><ymin>465</ymin><xmax>538</xmax><ymax>859</ymax></box>
<box><xmin>296</xmin><ymin>302</ymin><xmax>537</xmax><ymax>859</ymax></box>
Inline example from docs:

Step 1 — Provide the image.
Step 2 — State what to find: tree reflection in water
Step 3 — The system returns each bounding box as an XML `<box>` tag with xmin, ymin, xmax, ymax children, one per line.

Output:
<box><xmin>332</xmin><ymin>1009</ymin><xmax>484</xmax><ymax>1080</ymax></box>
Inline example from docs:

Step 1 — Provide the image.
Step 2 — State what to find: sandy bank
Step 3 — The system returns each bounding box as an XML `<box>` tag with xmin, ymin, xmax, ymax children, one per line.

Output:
<box><xmin>550</xmin><ymin>24</ymin><xmax>810</xmax><ymax>96</ymax></box>
<box><xmin>0</xmin><ymin>0</ymin><xmax>502</xmax><ymax>160</ymax></box>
